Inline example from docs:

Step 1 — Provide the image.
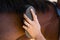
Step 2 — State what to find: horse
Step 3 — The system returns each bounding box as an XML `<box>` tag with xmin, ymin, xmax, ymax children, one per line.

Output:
<box><xmin>0</xmin><ymin>0</ymin><xmax>60</xmax><ymax>40</ymax></box>
<box><xmin>17</xmin><ymin>1</ymin><xmax>60</xmax><ymax>40</ymax></box>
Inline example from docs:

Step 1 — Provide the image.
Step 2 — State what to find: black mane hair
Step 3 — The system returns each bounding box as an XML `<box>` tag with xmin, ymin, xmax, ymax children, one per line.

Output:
<box><xmin>0</xmin><ymin>0</ymin><xmax>58</xmax><ymax>14</ymax></box>
<box><xmin>22</xmin><ymin>0</ymin><xmax>58</xmax><ymax>13</ymax></box>
<box><xmin>23</xmin><ymin>0</ymin><xmax>49</xmax><ymax>12</ymax></box>
<box><xmin>25</xmin><ymin>0</ymin><xmax>59</xmax><ymax>15</ymax></box>
<box><xmin>0</xmin><ymin>0</ymin><xmax>24</xmax><ymax>13</ymax></box>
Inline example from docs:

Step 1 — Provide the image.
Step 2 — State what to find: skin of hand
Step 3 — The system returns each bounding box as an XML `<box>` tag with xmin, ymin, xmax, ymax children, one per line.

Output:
<box><xmin>23</xmin><ymin>9</ymin><xmax>46</xmax><ymax>40</ymax></box>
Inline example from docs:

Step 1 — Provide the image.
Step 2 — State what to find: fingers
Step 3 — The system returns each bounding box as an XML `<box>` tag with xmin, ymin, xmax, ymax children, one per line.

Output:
<box><xmin>30</xmin><ymin>9</ymin><xmax>38</xmax><ymax>21</ymax></box>
<box><xmin>23</xmin><ymin>25</ymin><xmax>28</xmax><ymax>31</ymax></box>
<box><xmin>24</xmin><ymin>8</ymin><xmax>38</xmax><ymax>24</ymax></box>
<box><xmin>24</xmin><ymin>20</ymin><xmax>31</xmax><ymax>28</ymax></box>
<box><xmin>24</xmin><ymin>14</ymin><xmax>32</xmax><ymax>24</ymax></box>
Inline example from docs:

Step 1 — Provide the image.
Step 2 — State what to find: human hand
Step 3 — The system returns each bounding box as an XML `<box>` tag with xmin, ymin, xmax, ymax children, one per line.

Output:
<box><xmin>23</xmin><ymin>9</ymin><xmax>43</xmax><ymax>39</ymax></box>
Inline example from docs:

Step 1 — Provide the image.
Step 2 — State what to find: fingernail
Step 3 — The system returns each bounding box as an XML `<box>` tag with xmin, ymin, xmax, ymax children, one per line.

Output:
<box><xmin>31</xmin><ymin>8</ymin><xmax>33</xmax><ymax>11</ymax></box>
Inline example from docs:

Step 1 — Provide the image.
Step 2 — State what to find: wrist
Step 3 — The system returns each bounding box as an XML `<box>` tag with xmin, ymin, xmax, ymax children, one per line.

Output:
<box><xmin>35</xmin><ymin>32</ymin><xmax>46</xmax><ymax>40</ymax></box>
<box><xmin>30</xmin><ymin>39</ymin><xmax>35</xmax><ymax>40</ymax></box>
